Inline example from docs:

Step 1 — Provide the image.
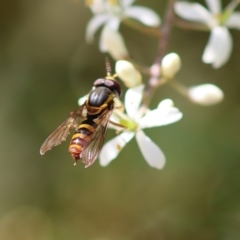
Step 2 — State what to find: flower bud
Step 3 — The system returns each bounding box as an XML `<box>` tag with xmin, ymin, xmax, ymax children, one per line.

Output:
<box><xmin>78</xmin><ymin>94</ymin><xmax>88</xmax><ymax>106</ymax></box>
<box><xmin>161</xmin><ymin>53</ymin><xmax>181</xmax><ymax>79</ymax></box>
<box><xmin>188</xmin><ymin>84</ymin><xmax>224</xmax><ymax>106</ymax></box>
<box><xmin>115</xmin><ymin>60</ymin><xmax>142</xmax><ymax>88</ymax></box>
<box><xmin>158</xmin><ymin>99</ymin><xmax>174</xmax><ymax>109</ymax></box>
<box><xmin>100</xmin><ymin>26</ymin><xmax>129</xmax><ymax>60</ymax></box>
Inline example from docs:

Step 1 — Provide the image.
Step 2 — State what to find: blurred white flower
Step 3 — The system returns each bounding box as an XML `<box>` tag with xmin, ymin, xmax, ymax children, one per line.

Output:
<box><xmin>115</xmin><ymin>60</ymin><xmax>142</xmax><ymax>87</ymax></box>
<box><xmin>161</xmin><ymin>53</ymin><xmax>181</xmax><ymax>79</ymax></box>
<box><xmin>174</xmin><ymin>0</ymin><xmax>240</xmax><ymax>68</ymax></box>
<box><xmin>86</xmin><ymin>0</ymin><xmax>161</xmax><ymax>54</ymax></box>
<box><xmin>188</xmin><ymin>83</ymin><xmax>224</xmax><ymax>105</ymax></box>
<box><xmin>99</xmin><ymin>85</ymin><xmax>183</xmax><ymax>169</ymax></box>
<box><xmin>100</xmin><ymin>27</ymin><xmax>129</xmax><ymax>60</ymax></box>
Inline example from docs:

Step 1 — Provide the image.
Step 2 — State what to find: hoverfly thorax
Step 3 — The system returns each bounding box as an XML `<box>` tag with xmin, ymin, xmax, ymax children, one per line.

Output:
<box><xmin>40</xmin><ymin>58</ymin><xmax>123</xmax><ymax>168</ymax></box>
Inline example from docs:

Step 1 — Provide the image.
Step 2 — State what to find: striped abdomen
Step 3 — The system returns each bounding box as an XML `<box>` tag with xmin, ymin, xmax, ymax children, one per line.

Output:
<box><xmin>69</xmin><ymin>119</ymin><xmax>97</xmax><ymax>161</ymax></box>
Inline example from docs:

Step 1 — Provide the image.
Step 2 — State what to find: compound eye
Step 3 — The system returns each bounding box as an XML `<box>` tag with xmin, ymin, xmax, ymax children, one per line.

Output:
<box><xmin>93</xmin><ymin>78</ymin><xmax>121</xmax><ymax>97</ymax></box>
<box><xmin>93</xmin><ymin>78</ymin><xmax>105</xmax><ymax>87</ymax></box>
<box><xmin>104</xmin><ymin>79</ymin><xmax>122</xmax><ymax>97</ymax></box>
<box><xmin>113</xmin><ymin>81</ymin><xmax>122</xmax><ymax>98</ymax></box>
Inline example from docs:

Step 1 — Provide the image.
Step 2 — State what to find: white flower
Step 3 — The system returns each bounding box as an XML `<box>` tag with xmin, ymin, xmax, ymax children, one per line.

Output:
<box><xmin>174</xmin><ymin>0</ymin><xmax>240</xmax><ymax>68</ymax></box>
<box><xmin>100</xmin><ymin>26</ymin><xmax>129</xmax><ymax>60</ymax></box>
<box><xmin>188</xmin><ymin>83</ymin><xmax>224</xmax><ymax>106</ymax></box>
<box><xmin>99</xmin><ymin>85</ymin><xmax>183</xmax><ymax>169</ymax></box>
<box><xmin>86</xmin><ymin>0</ymin><xmax>161</xmax><ymax>53</ymax></box>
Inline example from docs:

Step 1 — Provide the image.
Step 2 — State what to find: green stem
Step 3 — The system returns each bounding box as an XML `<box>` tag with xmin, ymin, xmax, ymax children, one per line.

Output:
<box><xmin>122</xmin><ymin>19</ymin><xmax>160</xmax><ymax>37</ymax></box>
<box><xmin>225</xmin><ymin>0</ymin><xmax>240</xmax><ymax>13</ymax></box>
<box><xmin>126</xmin><ymin>59</ymin><xmax>151</xmax><ymax>75</ymax></box>
<box><xmin>221</xmin><ymin>0</ymin><xmax>240</xmax><ymax>24</ymax></box>
<box><xmin>169</xmin><ymin>80</ymin><xmax>188</xmax><ymax>97</ymax></box>
<box><xmin>142</xmin><ymin>0</ymin><xmax>175</xmax><ymax>110</ymax></box>
<box><xmin>174</xmin><ymin>18</ymin><xmax>209</xmax><ymax>31</ymax></box>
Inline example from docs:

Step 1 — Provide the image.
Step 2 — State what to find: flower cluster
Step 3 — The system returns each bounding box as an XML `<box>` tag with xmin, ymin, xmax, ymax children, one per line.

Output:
<box><xmin>85</xmin><ymin>0</ymin><xmax>240</xmax><ymax>68</ymax></box>
<box><xmin>86</xmin><ymin>0</ymin><xmax>161</xmax><ymax>59</ymax></box>
<box><xmin>75</xmin><ymin>0</ymin><xmax>239</xmax><ymax>169</ymax></box>
<box><xmin>174</xmin><ymin>0</ymin><xmax>240</xmax><ymax>68</ymax></box>
<box><xmin>99</xmin><ymin>84</ymin><xmax>183</xmax><ymax>169</ymax></box>
<box><xmin>78</xmin><ymin>59</ymin><xmax>183</xmax><ymax>169</ymax></box>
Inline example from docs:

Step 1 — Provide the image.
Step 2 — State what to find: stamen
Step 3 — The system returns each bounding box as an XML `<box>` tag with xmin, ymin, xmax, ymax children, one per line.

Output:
<box><xmin>108</xmin><ymin>0</ymin><xmax>118</xmax><ymax>6</ymax></box>
<box><xmin>85</xmin><ymin>0</ymin><xmax>94</xmax><ymax>7</ymax></box>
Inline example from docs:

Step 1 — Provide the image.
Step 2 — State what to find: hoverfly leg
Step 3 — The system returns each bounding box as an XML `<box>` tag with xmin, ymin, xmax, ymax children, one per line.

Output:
<box><xmin>109</xmin><ymin>121</ymin><xmax>126</xmax><ymax>128</ymax></box>
<box><xmin>109</xmin><ymin>120</ymin><xmax>126</xmax><ymax>134</ymax></box>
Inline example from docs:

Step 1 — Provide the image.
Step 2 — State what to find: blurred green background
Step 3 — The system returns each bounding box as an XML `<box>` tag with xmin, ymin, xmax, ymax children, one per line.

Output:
<box><xmin>0</xmin><ymin>0</ymin><xmax>240</xmax><ymax>239</ymax></box>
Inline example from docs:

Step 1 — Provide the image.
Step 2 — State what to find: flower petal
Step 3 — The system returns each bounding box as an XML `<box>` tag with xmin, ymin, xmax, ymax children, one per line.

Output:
<box><xmin>225</xmin><ymin>12</ymin><xmax>240</xmax><ymax>30</ymax></box>
<box><xmin>136</xmin><ymin>130</ymin><xmax>166</xmax><ymax>169</ymax></box>
<box><xmin>85</xmin><ymin>14</ymin><xmax>109</xmax><ymax>43</ymax></box>
<box><xmin>99</xmin><ymin>132</ymin><xmax>134</xmax><ymax>166</ymax></box>
<box><xmin>125</xmin><ymin>84</ymin><xmax>144</xmax><ymax>120</ymax></box>
<box><xmin>105</xmin><ymin>16</ymin><xmax>121</xmax><ymax>31</ymax></box>
<box><xmin>99</xmin><ymin>26</ymin><xmax>129</xmax><ymax>60</ymax></box>
<box><xmin>139</xmin><ymin>101</ymin><xmax>182</xmax><ymax>129</ymax></box>
<box><xmin>202</xmin><ymin>26</ymin><xmax>232</xmax><ymax>68</ymax></box>
<box><xmin>88</xmin><ymin>0</ymin><xmax>106</xmax><ymax>14</ymax></box>
<box><xmin>174</xmin><ymin>2</ymin><xmax>213</xmax><ymax>26</ymax></box>
<box><xmin>205</xmin><ymin>0</ymin><xmax>221</xmax><ymax>14</ymax></box>
<box><xmin>125</xmin><ymin>6</ymin><xmax>161</xmax><ymax>26</ymax></box>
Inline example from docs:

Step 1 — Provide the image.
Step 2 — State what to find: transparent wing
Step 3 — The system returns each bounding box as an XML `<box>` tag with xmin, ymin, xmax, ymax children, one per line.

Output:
<box><xmin>82</xmin><ymin>107</ymin><xmax>114</xmax><ymax>168</ymax></box>
<box><xmin>40</xmin><ymin>105</ymin><xmax>86</xmax><ymax>155</ymax></box>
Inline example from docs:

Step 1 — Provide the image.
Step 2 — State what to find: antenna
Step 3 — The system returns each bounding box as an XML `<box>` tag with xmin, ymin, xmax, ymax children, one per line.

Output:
<box><xmin>105</xmin><ymin>57</ymin><xmax>112</xmax><ymax>77</ymax></box>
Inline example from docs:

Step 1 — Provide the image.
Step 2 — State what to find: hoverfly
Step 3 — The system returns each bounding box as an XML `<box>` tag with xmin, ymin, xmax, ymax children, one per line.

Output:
<box><xmin>40</xmin><ymin>59</ymin><xmax>122</xmax><ymax>168</ymax></box>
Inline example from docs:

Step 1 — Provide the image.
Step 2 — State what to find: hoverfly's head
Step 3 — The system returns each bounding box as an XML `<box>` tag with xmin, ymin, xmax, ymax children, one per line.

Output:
<box><xmin>93</xmin><ymin>78</ymin><xmax>122</xmax><ymax>98</ymax></box>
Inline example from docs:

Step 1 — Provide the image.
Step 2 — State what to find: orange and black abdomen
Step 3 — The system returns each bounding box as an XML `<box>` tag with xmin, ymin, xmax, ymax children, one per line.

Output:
<box><xmin>68</xmin><ymin>82</ymin><xmax>117</xmax><ymax>163</ymax></box>
<box><xmin>69</xmin><ymin>119</ymin><xmax>97</xmax><ymax>160</ymax></box>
